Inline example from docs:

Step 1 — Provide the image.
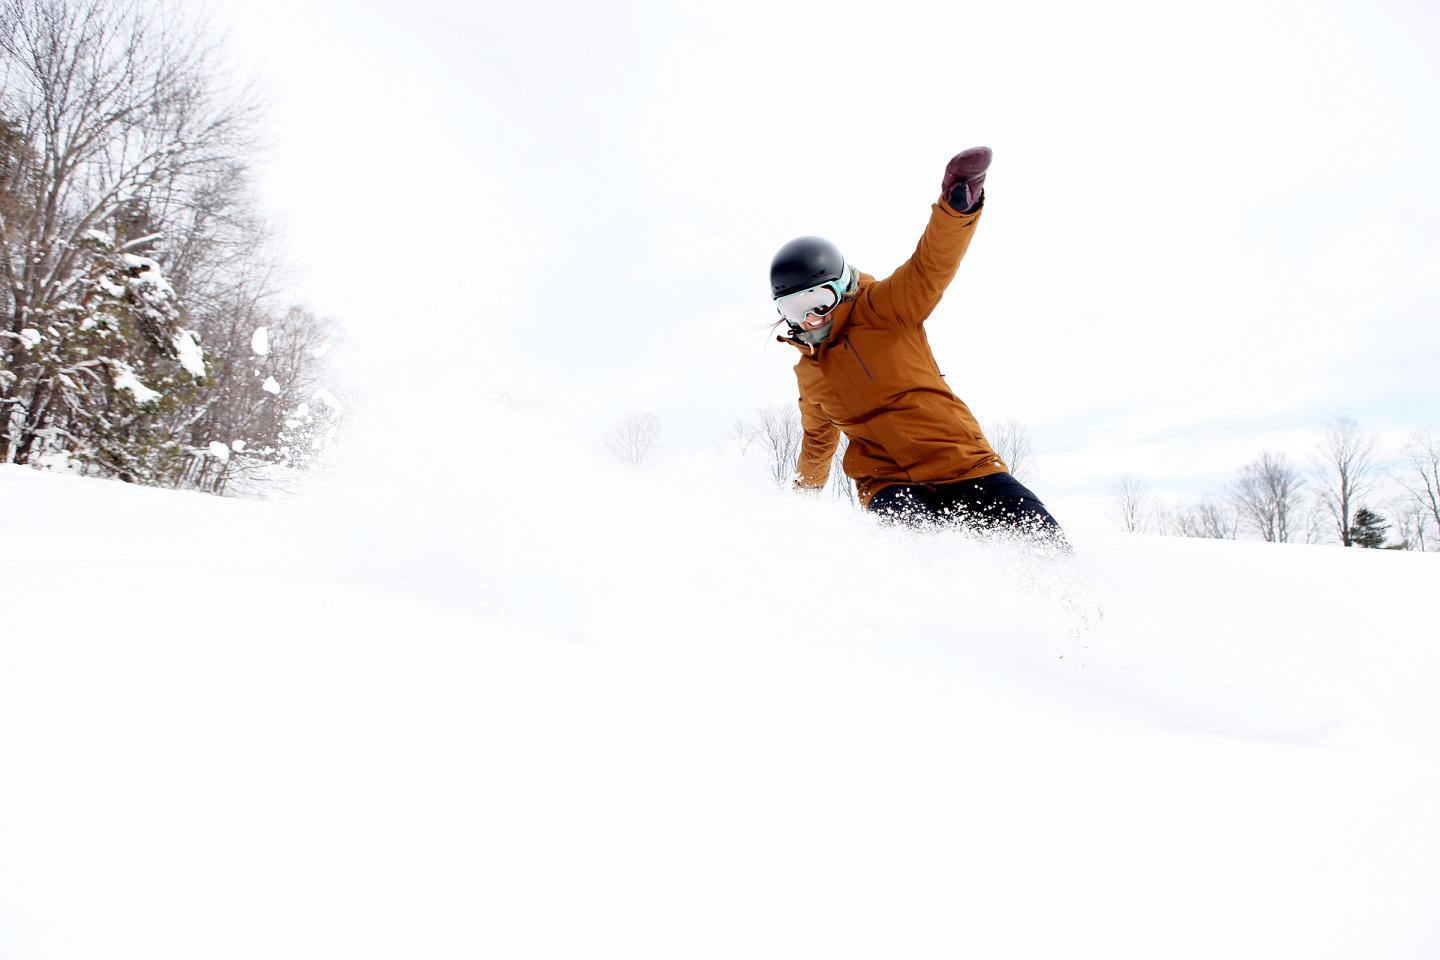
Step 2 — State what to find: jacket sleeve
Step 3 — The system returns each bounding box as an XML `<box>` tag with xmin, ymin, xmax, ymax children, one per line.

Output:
<box><xmin>867</xmin><ymin>199</ymin><xmax>983</xmax><ymax>327</ymax></box>
<box><xmin>794</xmin><ymin>394</ymin><xmax>839</xmax><ymax>490</ymax></box>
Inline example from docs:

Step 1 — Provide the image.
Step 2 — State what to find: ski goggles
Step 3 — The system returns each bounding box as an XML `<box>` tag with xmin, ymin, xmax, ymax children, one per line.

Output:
<box><xmin>773</xmin><ymin>271</ymin><xmax>850</xmax><ymax>327</ymax></box>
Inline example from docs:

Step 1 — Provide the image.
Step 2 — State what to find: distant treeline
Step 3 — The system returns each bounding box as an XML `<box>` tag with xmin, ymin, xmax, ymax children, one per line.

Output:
<box><xmin>1112</xmin><ymin>419</ymin><xmax>1440</xmax><ymax>551</ymax></box>
<box><xmin>639</xmin><ymin>406</ymin><xmax>1438</xmax><ymax>552</ymax></box>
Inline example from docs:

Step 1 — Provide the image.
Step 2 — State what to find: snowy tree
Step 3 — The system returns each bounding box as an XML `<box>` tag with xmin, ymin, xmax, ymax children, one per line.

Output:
<box><xmin>0</xmin><ymin>0</ymin><xmax>341</xmax><ymax>492</ymax></box>
<box><xmin>177</xmin><ymin>304</ymin><xmax>340</xmax><ymax>493</ymax></box>
<box><xmin>0</xmin><ymin>0</ymin><xmax>248</xmax><ymax>469</ymax></box>
<box><xmin>1</xmin><ymin>229</ymin><xmax>205</xmax><ymax>480</ymax></box>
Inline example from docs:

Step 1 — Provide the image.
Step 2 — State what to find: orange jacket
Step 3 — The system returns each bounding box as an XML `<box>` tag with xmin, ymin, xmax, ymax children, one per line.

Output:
<box><xmin>784</xmin><ymin>199</ymin><xmax>1007</xmax><ymax>506</ymax></box>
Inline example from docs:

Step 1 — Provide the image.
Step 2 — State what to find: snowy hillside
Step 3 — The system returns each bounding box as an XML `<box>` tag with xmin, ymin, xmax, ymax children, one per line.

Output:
<box><xmin>2</xmin><ymin>411</ymin><xmax>1438</xmax><ymax>958</ymax></box>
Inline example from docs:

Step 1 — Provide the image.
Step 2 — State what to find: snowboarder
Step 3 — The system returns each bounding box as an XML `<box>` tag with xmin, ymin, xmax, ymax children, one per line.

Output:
<box><xmin>771</xmin><ymin>146</ymin><xmax>1065</xmax><ymax>543</ymax></box>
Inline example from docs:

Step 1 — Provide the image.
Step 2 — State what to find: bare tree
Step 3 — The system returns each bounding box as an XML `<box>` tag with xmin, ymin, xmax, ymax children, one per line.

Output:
<box><xmin>730</xmin><ymin>417</ymin><xmax>759</xmax><ymax>456</ymax></box>
<box><xmin>1231</xmin><ymin>451</ymin><xmax>1305</xmax><ymax>542</ymax></box>
<box><xmin>1152</xmin><ymin>503</ymin><xmax>1178</xmax><ymax>536</ymax></box>
<box><xmin>604</xmin><ymin>412</ymin><xmax>661</xmax><ymax>470</ymax></box>
<box><xmin>1398</xmin><ymin>429</ymin><xmax>1440</xmax><ymax>549</ymax></box>
<box><xmin>755</xmin><ymin>405</ymin><xmax>803</xmax><ymax>487</ymax></box>
<box><xmin>1113</xmin><ymin>474</ymin><xmax>1151</xmax><ymax>533</ymax></box>
<box><xmin>1313</xmin><ymin>417</ymin><xmax>1379</xmax><ymax>546</ymax></box>
<box><xmin>1388</xmin><ymin>497</ymin><xmax>1429</xmax><ymax>552</ymax></box>
<box><xmin>828</xmin><ymin>433</ymin><xmax>855</xmax><ymax>504</ymax></box>
<box><xmin>738</xmin><ymin>406</ymin><xmax>853</xmax><ymax>501</ymax></box>
<box><xmin>1171</xmin><ymin>497</ymin><xmax>1239</xmax><ymax>539</ymax></box>
<box><xmin>181</xmin><ymin>304</ymin><xmax>340</xmax><ymax>493</ymax></box>
<box><xmin>986</xmin><ymin>418</ymin><xmax>1035</xmax><ymax>482</ymax></box>
<box><xmin>1299</xmin><ymin>496</ymin><xmax>1331</xmax><ymax>545</ymax></box>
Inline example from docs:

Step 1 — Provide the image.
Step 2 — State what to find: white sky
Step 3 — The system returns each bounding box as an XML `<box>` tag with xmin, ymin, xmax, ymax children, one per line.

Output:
<box><xmin>205</xmin><ymin>0</ymin><xmax>1440</xmax><ymax>519</ymax></box>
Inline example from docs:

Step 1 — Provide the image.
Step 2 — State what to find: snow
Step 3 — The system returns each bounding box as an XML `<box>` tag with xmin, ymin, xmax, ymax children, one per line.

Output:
<box><xmin>311</xmin><ymin>387</ymin><xmax>344</xmax><ymax>412</ymax></box>
<box><xmin>207</xmin><ymin>440</ymin><xmax>231</xmax><ymax>461</ymax></box>
<box><xmin>121</xmin><ymin>254</ymin><xmax>175</xmax><ymax>295</ymax></box>
<box><xmin>32</xmin><ymin>450</ymin><xmax>81</xmax><ymax>474</ymax></box>
<box><xmin>252</xmin><ymin>326</ymin><xmax>270</xmax><ymax>356</ymax></box>
<box><xmin>18</xmin><ymin>328</ymin><xmax>41</xmax><ymax>348</ymax></box>
<box><xmin>0</xmin><ymin>400</ymin><xmax>1437</xmax><ymax>959</ymax></box>
<box><xmin>262</xmin><ymin>375</ymin><xmax>281</xmax><ymax>394</ymax></box>
<box><xmin>110</xmin><ymin>363</ymin><xmax>161</xmax><ymax>405</ymax></box>
<box><xmin>173</xmin><ymin>329</ymin><xmax>207</xmax><ymax>377</ymax></box>
<box><xmin>80</xmin><ymin>228</ymin><xmax>115</xmax><ymax>247</ymax></box>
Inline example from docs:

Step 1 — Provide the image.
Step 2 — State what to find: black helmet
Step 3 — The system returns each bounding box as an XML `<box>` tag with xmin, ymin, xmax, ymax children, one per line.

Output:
<box><xmin>770</xmin><ymin>236</ymin><xmax>846</xmax><ymax>299</ymax></box>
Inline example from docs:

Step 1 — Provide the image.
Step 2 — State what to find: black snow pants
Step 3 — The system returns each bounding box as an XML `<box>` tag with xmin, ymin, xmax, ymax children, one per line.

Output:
<box><xmin>867</xmin><ymin>472</ymin><xmax>1066</xmax><ymax>545</ymax></box>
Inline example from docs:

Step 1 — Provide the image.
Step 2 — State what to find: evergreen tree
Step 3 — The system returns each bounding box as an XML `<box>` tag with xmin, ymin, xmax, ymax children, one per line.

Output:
<box><xmin>8</xmin><ymin>229</ymin><xmax>206</xmax><ymax>481</ymax></box>
<box><xmin>1347</xmin><ymin>507</ymin><xmax>1389</xmax><ymax>549</ymax></box>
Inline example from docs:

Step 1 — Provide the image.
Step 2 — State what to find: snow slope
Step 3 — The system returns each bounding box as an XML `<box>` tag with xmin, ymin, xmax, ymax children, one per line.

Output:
<box><xmin>2</xmin><ymin>407</ymin><xmax>1437</xmax><ymax>959</ymax></box>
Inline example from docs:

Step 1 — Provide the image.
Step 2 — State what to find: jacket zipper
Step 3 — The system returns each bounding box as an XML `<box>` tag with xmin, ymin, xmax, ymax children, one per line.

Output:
<box><xmin>844</xmin><ymin>340</ymin><xmax>874</xmax><ymax>381</ymax></box>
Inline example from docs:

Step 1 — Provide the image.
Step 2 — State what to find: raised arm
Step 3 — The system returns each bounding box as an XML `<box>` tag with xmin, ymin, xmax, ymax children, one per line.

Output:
<box><xmin>793</xmin><ymin>394</ymin><xmax>839</xmax><ymax>491</ymax></box>
<box><xmin>868</xmin><ymin>146</ymin><xmax>991</xmax><ymax>328</ymax></box>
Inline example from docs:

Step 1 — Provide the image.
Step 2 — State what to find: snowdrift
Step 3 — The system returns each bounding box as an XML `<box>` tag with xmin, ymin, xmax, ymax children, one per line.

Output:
<box><xmin>1</xmin><ymin>404</ymin><xmax>1436</xmax><ymax>959</ymax></box>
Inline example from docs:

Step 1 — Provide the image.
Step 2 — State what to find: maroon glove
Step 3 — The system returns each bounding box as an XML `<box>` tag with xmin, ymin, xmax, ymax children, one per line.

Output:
<box><xmin>941</xmin><ymin>146</ymin><xmax>992</xmax><ymax>213</ymax></box>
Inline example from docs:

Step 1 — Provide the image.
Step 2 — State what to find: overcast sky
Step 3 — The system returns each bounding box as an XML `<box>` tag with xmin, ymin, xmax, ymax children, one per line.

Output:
<box><xmin>206</xmin><ymin>0</ymin><xmax>1440</xmax><ymax>519</ymax></box>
